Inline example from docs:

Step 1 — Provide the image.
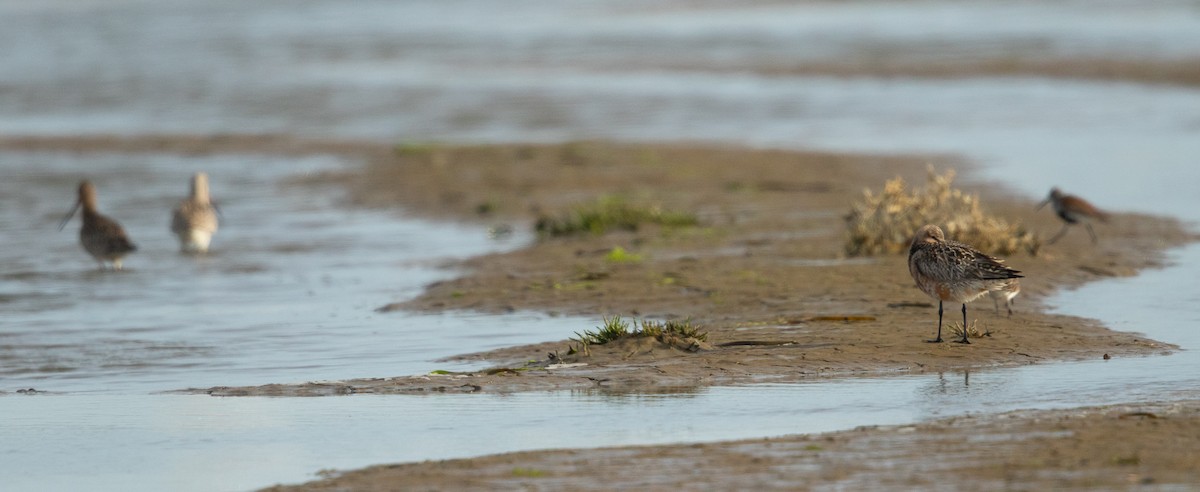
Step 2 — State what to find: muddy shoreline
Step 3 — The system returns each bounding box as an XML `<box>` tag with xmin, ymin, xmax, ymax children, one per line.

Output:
<box><xmin>189</xmin><ymin>139</ymin><xmax>1195</xmax><ymax>490</ymax></box>
<box><xmin>266</xmin><ymin>399</ymin><xmax>1200</xmax><ymax>491</ymax></box>
<box><xmin>156</xmin><ymin>140</ymin><xmax>1187</xmax><ymax>397</ymax></box>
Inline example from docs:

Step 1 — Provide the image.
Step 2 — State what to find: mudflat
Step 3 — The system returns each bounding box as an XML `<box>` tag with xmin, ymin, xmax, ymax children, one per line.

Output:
<box><xmin>167</xmin><ymin>140</ymin><xmax>1186</xmax><ymax>397</ymax></box>
<box><xmin>240</xmin><ymin>140</ymin><xmax>1194</xmax><ymax>491</ymax></box>
<box><xmin>7</xmin><ymin>136</ymin><xmax>1191</xmax><ymax>490</ymax></box>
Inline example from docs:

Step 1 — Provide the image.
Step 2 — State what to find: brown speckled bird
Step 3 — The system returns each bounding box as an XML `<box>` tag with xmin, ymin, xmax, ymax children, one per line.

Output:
<box><xmin>59</xmin><ymin>181</ymin><xmax>137</xmax><ymax>271</ymax></box>
<box><xmin>908</xmin><ymin>225</ymin><xmax>1023</xmax><ymax>343</ymax></box>
<box><xmin>171</xmin><ymin>172</ymin><xmax>219</xmax><ymax>254</ymax></box>
<box><xmin>1037</xmin><ymin>187</ymin><xmax>1109</xmax><ymax>245</ymax></box>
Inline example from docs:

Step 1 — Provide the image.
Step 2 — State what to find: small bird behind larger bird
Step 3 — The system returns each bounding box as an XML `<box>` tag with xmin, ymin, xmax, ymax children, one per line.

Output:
<box><xmin>989</xmin><ymin>278</ymin><xmax>1020</xmax><ymax>317</ymax></box>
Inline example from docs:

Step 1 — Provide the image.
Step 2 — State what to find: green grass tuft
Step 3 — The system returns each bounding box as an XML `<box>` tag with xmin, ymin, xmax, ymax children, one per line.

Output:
<box><xmin>569</xmin><ymin>316</ymin><xmax>707</xmax><ymax>354</ymax></box>
<box><xmin>637</xmin><ymin>318</ymin><xmax>707</xmax><ymax>342</ymax></box>
<box><xmin>605</xmin><ymin>246</ymin><xmax>643</xmax><ymax>263</ymax></box>
<box><xmin>535</xmin><ymin>195</ymin><xmax>698</xmax><ymax>237</ymax></box>
<box><xmin>572</xmin><ymin>315</ymin><xmax>633</xmax><ymax>346</ymax></box>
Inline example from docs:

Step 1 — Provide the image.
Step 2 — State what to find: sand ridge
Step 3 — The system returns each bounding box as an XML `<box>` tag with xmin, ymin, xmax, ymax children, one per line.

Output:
<box><xmin>177</xmin><ymin>140</ymin><xmax>1190</xmax><ymax>396</ymax></box>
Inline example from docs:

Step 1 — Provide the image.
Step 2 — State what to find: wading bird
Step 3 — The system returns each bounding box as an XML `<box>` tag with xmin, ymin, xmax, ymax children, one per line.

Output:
<box><xmin>908</xmin><ymin>225</ymin><xmax>1023</xmax><ymax>343</ymax></box>
<box><xmin>171</xmin><ymin>172</ymin><xmax>219</xmax><ymax>253</ymax></box>
<box><xmin>59</xmin><ymin>181</ymin><xmax>137</xmax><ymax>271</ymax></box>
<box><xmin>1037</xmin><ymin>187</ymin><xmax>1109</xmax><ymax>245</ymax></box>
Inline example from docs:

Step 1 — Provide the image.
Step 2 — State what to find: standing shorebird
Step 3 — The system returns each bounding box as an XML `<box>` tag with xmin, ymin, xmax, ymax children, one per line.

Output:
<box><xmin>908</xmin><ymin>225</ymin><xmax>1023</xmax><ymax>344</ymax></box>
<box><xmin>1037</xmin><ymin>187</ymin><xmax>1109</xmax><ymax>245</ymax></box>
<box><xmin>989</xmin><ymin>278</ymin><xmax>1020</xmax><ymax>317</ymax></box>
<box><xmin>171</xmin><ymin>172</ymin><xmax>219</xmax><ymax>254</ymax></box>
<box><xmin>58</xmin><ymin>181</ymin><xmax>137</xmax><ymax>271</ymax></box>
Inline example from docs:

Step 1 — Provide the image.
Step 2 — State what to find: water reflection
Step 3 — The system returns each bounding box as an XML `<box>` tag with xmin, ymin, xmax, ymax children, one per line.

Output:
<box><xmin>920</xmin><ymin>370</ymin><xmax>972</xmax><ymax>397</ymax></box>
<box><xmin>576</xmin><ymin>384</ymin><xmax>708</xmax><ymax>401</ymax></box>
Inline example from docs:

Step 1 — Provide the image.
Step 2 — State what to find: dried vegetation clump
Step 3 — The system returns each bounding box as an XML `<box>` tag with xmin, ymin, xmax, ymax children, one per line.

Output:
<box><xmin>845</xmin><ymin>167</ymin><xmax>1039</xmax><ymax>256</ymax></box>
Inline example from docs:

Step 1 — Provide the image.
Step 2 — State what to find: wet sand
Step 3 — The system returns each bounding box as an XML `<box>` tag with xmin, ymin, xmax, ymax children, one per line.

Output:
<box><xmin>268</xmin><ymin>400</ymin><xmax>1200</xmax><ymax>491</ymax></box>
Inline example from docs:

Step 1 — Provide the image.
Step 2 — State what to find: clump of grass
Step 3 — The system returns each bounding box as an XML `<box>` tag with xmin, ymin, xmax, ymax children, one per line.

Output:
<box><xmin>573</xmin><ymin>315</ymin><xmax>634</xmax><ymax>346</ymax></box>
<box><xmin>948</xmin><ymin>320</ymin><xmax>992</xmax><ymax>339</ymax></box>
<box><xmin>637</xmin><ymin>318</ymin><xmax>708</xmax><ymax>342</ymax></box>
<box><xmin>568</xmin><ymin>316</ymin><xmax>708</xmax><ymax>355</ymax></box>
<box><xmin>605</xmin><ymin>246</ymin><xmax>643</xmax><ymax>263</ymax></box>
<box><xmin>844</xmin><ymin>166</ymin><xmax>1040</xmax><ymax>256</ymax></box>
<box><xmin>535</xmin><ymin>195</ymin><xmax>698</xmax><ymax>237</ymax></box>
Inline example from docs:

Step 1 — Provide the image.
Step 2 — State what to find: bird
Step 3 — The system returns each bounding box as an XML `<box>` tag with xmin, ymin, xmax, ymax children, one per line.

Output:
<box><xmin>58</xmin><ymin>181</ymin><xmax>137</xmax><ymax>271</ymax></box>
<box><xmin>171</xmin><ymin>172</ymin><xmax>220</xmax><ymax>254</ymax></box>
<box><xmin>1036</xmin><ymin>187</ymin><xmax>1109</xmax><ymax>245</ymax></box>
<box><xmin>989</xmin><ymin>278</ymin><xmax>1020</xmax><ymax>317</ymax></box>
<box><xmin>908</xmin><ymin>224</ymin><xmax>1023</xmax><ymax>343</ymax></box>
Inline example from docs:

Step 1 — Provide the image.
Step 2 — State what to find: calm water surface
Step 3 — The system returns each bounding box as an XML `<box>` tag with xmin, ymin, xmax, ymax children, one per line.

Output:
<box><xmin>1</xmin><ymin>1</ymin><xmax>1199</xmax><ymax>490</ymax></box>
<box><xmin>0</xmin><ymin>151</ymin><xmax>571</xmax><ymax>393</ymax></box>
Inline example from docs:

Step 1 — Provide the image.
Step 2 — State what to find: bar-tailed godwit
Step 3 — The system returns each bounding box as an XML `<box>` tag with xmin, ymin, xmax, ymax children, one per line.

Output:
<box><xmin>171</xmin><ymin>172</ymin><xmax>219</xmax><ymax>253</ymax></box>
<box><xmin>58</xmin><ymin>181</ymin><xmax>137</xmax><ymax>271</ymax></box>
<box><xmin>908</xmin><ymin>225</ymin><xmax>1023</xmax><ymax>343</ymax></box>
<box><xmin>1036</xmin><ymin>187</ymin><xmax>1109</xmax><ymax>244</ymax></box>
<box><xmin>989</xmin><ymin>278</ymin><xmax>1020</xmax><ymax>317</ymax></box>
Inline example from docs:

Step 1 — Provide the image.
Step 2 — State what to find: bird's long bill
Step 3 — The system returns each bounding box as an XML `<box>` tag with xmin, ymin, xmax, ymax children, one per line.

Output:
<box><xmin>57</xmin><ymin>201</ymin><xmax>80</xmax><ymax>231</ymax></box>
<box><xmin>212</xmin><ymin>201</ymin><xmax>224</xmax><ymax>219</ymax></box>
<box><xmin>1034</xmin><ymin>197</ymin><xmax>1050</xmax><ymax>211</ymax></box>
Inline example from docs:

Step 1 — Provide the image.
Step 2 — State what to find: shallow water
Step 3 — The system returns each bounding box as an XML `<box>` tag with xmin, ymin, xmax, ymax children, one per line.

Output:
<box><xmin>0</xmin><ymin>151</ymin><xmax>585</xmax><ymax>394</ymax></box>
<box><xmin>2</xmin><ymin>0</ymin><xmax>1200</xmax><ymax>490</ymax></box>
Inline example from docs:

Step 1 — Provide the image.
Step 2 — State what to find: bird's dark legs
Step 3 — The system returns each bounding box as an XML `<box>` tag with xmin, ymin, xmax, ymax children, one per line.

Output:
<box><xmin>927</xmin><ymin>301</ymin><xmax>945</xmax><ymax>343</ymax></box>
<box><xmin>1085</xmin><ymin>223</ymin><xmax>1098</xmax><ymax>244</ymax></box>
<box><xmin>954</xmin><ymin>303</ymin><xmax>971</xmax><ymax>344</ymax></box>
<box><xmin>1046</xmin><ymin>224</ymin><xmax>1070</xmax><ymax>245</ymax></box>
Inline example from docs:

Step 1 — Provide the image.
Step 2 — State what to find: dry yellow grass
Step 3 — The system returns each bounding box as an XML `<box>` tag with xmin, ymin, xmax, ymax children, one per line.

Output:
<box><xmin>845</xmin><ymin>166</ymin><xmax>1039</xmax><ymax>256</ymax></box>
